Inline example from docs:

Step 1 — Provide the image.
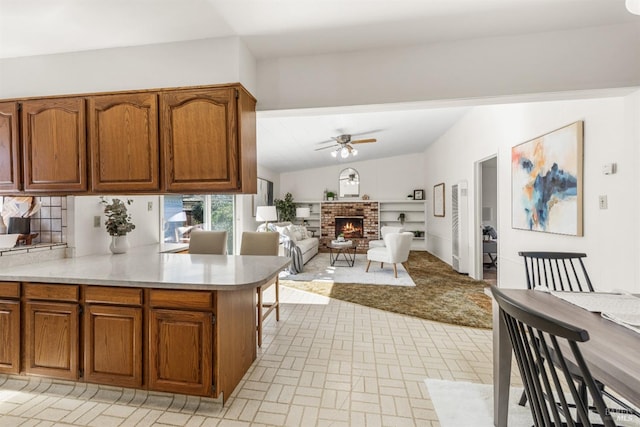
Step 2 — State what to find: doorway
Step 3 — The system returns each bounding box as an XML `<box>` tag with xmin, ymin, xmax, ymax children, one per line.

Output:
<box><xmin>475</xmin><ymin>156</ymin><xmax>498</xmax><ymax>285</ymax></box>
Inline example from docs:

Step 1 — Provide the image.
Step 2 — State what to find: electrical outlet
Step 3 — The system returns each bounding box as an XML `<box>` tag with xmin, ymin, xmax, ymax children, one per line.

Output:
<box><xmin>147</xmin><ymin>201</ymin><xmax>153</xmax><ymax>211</ymax></box>
<box><xmin>93</xmin><ymin>216</ymin><xmax>101</xmax><ymax>228</ymax></box>
<box><xmin>598</xmin><ymin>195</ymin><xmax>608</xmax><ymax>210</ymax></box>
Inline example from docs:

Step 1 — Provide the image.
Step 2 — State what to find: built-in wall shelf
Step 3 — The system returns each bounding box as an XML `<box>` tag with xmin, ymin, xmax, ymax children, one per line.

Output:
<box><xmin>293</xmin><ymin>200</ymin><xmax>427</xmax><ymax>251</ymax></box>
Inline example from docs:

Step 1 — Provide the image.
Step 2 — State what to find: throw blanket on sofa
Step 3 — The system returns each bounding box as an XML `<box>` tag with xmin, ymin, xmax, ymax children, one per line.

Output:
<box><xmin>283</xmin><ymin>239</ymin><xmax>303</xmax><ymax>274</ymax></box>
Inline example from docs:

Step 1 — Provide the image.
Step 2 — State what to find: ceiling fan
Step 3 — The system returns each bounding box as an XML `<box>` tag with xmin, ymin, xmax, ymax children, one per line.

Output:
<box><xmin>314</xmin><ymin>134</ymin><xmax>377</xmax><ymax>158</ymax></box>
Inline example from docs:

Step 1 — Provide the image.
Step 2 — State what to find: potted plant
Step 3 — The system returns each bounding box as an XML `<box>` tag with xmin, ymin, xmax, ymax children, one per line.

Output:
<box><xmin>101</xmin><ymin>197</ymin><xmax>135</xmax><ymax>254</ymax></box>
<box><xmin>326</xmin><ymin>191</ymin><xmax>335</xmax><ymax>201</ymax></box>
<box><xmin>274</xmin><ymin>192</ymin><xmax>297</xmax><ymax>222</ymax></box>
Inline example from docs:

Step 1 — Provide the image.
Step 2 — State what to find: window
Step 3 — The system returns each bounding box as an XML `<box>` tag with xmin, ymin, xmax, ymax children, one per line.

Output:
<box><xmin>162</xmin><ymin>195</ymin><xmax>235</xmax><ymax>254</ymax></box>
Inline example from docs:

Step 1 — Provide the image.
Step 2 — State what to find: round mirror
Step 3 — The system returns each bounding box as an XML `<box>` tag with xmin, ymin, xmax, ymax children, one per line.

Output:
<box><xmin>339</xmin><ymin>168</ymin><xmax>360</xmax><ymax>198</ymax></box>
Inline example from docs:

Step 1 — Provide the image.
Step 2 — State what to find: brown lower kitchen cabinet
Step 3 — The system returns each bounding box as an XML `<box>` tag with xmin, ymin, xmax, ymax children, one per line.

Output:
<box><xmin>83</xmin><ymin>286</ymin><xmax>143</xmax><ymax>388</ymax></box>
<box><xmin>0</xmin><ymin>282</ymin><xmax>20</xmax><ymax>374</ymax></box>
<box><xmin>149</xmin><ymin>308</ymin><xmax>213</xmax><ymax>396</ymax></box>
<box><xmin>23</xmin><ymin>283</ymin><xmax>80</xmax><ymax>381</ymax></box>
<box><xmin>0</xmin><ymin>280</ymin><xmax>260</xmax><ymax>403</ymax></box>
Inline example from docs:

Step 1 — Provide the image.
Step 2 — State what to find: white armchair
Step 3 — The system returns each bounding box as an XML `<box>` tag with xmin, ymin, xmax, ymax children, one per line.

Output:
<box><xmin>368</xmin><ymin>226</ymin><xmax>405</xmax><ymax>249</ymax></box>
<box><xmin>365</xmin><ymin>232</ymin><xmax>413</xmax><ymax>278</ymax></box>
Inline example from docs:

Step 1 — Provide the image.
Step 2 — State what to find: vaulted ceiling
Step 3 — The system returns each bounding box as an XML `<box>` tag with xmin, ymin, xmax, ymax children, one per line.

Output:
<box><xmin>1</xmin><ymin>0</ymin><xmax>635</xmax><ymax>172</ymax></box>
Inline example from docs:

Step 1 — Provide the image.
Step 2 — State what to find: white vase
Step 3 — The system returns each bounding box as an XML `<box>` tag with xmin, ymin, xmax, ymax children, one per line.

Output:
<box><xmin>109</xmin><ymin>235</ymin><xmax>130</xmax><ymax>254</ymax></box>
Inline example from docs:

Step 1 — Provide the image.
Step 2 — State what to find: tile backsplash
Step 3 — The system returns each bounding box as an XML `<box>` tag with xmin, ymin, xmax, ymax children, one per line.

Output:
<box><xmin>1</xmin><ymin>196</ymin><xmax>68</xmax><ymax>244</ymax></box>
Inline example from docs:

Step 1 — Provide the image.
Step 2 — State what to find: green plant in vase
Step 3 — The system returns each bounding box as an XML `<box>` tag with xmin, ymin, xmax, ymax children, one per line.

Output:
<box><xmin>101</xmin><ymin>197</ymin><xmax>135</xmax><ymax>254</ymax></box>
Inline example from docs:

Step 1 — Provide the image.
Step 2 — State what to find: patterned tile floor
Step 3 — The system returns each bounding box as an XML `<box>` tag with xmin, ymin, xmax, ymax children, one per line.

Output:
<box><xmin>0</xmin><ymin>286</ymin><xmax>494</xmax><ymax>426</ymax></box>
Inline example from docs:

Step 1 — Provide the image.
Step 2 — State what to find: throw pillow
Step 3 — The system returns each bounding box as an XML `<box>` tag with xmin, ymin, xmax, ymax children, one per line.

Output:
<box><xmin>289</xmin><ymin>224</ymin><xmax>306</xmax><ymax>241</ymax></box>
<box><xmin>276</xmin><ymin>225</ymin><xmax>295</xmax><ymax>243</ymax></box>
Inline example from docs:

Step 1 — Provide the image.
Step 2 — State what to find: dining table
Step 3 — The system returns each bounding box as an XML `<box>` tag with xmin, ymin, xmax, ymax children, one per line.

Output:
<box><xmin>492</xmin><ymin>288</ymin><xmax>640</xmax><ymax>427</ymax></box>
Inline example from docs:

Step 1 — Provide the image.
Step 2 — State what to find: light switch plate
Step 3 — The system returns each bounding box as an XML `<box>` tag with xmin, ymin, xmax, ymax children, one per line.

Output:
<box><xmin>148</xmin><ymin>201</ymin><xmax>153</xmax><ymax>211</ymax></box>
<box><xmin>94</xmin><ymin>216</ymin><xmax>101</xmax><ymax>227</ymax></box>
<box><xmin>598</xmin><ymin>195</ymin><xmax>608</xmax><ymax>209</ymax></box>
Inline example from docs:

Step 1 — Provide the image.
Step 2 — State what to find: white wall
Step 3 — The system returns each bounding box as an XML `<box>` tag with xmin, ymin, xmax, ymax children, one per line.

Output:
<box><xmin>424</xmin><ymin>92</ymin><xmax>640</xmax><ymax>293</ymax></box>
<box><xmin>236</xmin><ymin>165</ymin><xmax>281</xmax><ymax>250</ymax></box>
<box><xmin>257</xmin><ymin>23</ymin><xmax>640</xmax><ymax>111</ymax></box>
<box><xmin>279</xmin><ymin>153</ymin><xmax>426</xmax><ymax>201</ymax></box>
<box><xmin>68</xmin><ymin>195</ymin><xmax>161</xmax><ymax>257</ymax></box>
<box><xmin>0</xmin><ymin>37</ymin><xmax>257</xmax><ymax>98</ymax></box>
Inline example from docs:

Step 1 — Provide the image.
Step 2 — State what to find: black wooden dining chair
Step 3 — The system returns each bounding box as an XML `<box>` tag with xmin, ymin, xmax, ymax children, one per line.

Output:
<box><xmin>518</xmin><ymin>251</ymin><xmax>594</xmax><ymax>292</ymax></box>
<box><xmin>517</xmin><ymin>252</ymin><xmax>640</xmax><ymax>418</ymax></box>
<box><xmin>491</xmin><ymin>286</ymin><xmax>616</xmax><ymax>427</ymax></box>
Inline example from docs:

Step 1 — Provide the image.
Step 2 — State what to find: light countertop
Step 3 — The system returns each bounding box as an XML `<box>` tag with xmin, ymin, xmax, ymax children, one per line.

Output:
<box><xmin>0</xmin><ymin>246</ymin><xmax>290</xmax><ymax>291</ymax></box>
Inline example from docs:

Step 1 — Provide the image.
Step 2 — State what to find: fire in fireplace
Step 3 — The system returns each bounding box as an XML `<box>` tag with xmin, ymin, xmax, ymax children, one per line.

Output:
<box><xmin>335</xmin><ymin>216</ymin><xmax>364</xmax><ymax>238</ymax></box>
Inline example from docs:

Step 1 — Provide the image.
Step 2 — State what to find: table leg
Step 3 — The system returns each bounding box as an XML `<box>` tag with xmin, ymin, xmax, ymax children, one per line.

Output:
<box><xmin>493</xmin><ymin>297</ymin><xmax>512</xmax><ymax>427</ymax></box>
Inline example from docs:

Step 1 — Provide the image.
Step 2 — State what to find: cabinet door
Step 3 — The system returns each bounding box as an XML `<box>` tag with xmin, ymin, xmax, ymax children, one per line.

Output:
<box><xmin>161</xmin><ymin>88</ymin><xmax>239</xmax><ymax>192</ymax></box>
<box><xmin>88</xmin><ymin>93</ymin><xmax>160</xmax><ymax>192</ymax></box>
<box><xmin>24</xmin><ymin>301</ymin><xmax>79</xmax><ymax>380</ymax></box>
<box><xmin>0</xmin><ymin>300</ymin><xmax>20</xmax><ymax>374</ymax></box>
<box><xmin>84</xmin><ymin>305</ymin><xmax>142</xmax><ymax>388</ymax></box>
<box><xmin>149</xmin><ymin>309</ymin><xmax>212</xmax><ymax>396</ymax></box>
<box><xmin>21</xmin><ymin>97</ymin><xmax>87</xmax><ymax>192</ymax></box>
<box><xmin>0</xmin><ymin>102</ymin><xmax>21</xmax><ymax>193</ymax></box>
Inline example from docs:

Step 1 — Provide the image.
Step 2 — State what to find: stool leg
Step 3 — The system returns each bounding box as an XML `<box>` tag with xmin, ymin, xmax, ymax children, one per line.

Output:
<box><xmin>257</xmin><ymin>286</ymin><xmax>263</xmax><ymax>348</ymax></box>
<box><xmin>366</xmin><ymin>260</ymin><xmax>371</xmax><ymax>272</ymax></box>
<box><xmin>393</xmin><ymin>263</ymin><xmax>398</xmax><ymax>278</ymax></box>
<box><xmin>275</xmin><ymin>277</ymin><xmax>280</xmax><ymax>321</ymax></box>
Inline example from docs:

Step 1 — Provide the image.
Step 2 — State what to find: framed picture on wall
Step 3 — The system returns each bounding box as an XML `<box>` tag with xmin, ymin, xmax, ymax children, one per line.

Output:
<box><xmin>511</xmin><ymin>121</ymin><xmax>583</xmax><ymax>236</ymax></box>
<box><xmin>413</xmin><ymin>189</ymin><xmax>424</xmax><ymax>200</ymax></box>
<box><xmin>252</xmin><ymin>178</ymin><xmax>274</xmax><ymax>217</ymax></box>
<box><xmin>433</xmin><ymin>183</ymin><xmax>445</xmax><ymax>217</ymax></box>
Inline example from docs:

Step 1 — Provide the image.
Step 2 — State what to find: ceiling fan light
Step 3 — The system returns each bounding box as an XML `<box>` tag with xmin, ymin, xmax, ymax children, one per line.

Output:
<box><xmin>340</xmin><ymin>147</ymin><xmax>349</xmax><ymax>158</ymax></box>
<box><xmin>331</xmin><ymin>150</ymin><xmax>338</xmax><ymax>158</ymax></box>
<box><xmin>627</xmin><ymin>0</ymin><xmax>640</xmax><ymax>15</ymax></box>
<box><xmin>352</xmin><ymin>149</ymin><xmax>358</xmax><ymax>156</ymax></box>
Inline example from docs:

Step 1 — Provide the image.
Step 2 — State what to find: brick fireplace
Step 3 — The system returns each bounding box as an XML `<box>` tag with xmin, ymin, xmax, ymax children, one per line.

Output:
<box><xmin>321</xmin><ymin>202</ymin><xmax>379</xmax><ymax>253</ymax></box>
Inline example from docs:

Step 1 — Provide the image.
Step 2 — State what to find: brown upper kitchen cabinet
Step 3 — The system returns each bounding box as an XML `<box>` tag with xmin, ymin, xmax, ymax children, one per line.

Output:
<box><xmin>0</xmin><ymin>102</ymin><xmax>21</xmax><ymax>193</ymax></box>
<box><xmin>88</xmin><ymin>93</ymin><xmax>160</xmax><ymax>192</ymax></box>
<box><xmin>21</xmin><ymin>97</ymin><xmax>87</xmax><ymax>192</ymax></box>
<box><xmin>161</xmin><ymin>86</ymin><xmax>256</xmax><ymax>193</ymax></box>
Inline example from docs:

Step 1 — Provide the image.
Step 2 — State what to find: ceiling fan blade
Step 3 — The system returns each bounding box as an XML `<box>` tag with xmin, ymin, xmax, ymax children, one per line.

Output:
<box><xmin>314</xmin><ymin>144</ymin><xmax>338</xmax><ymax>151</ymax></box>
<box><xmin>350</xmin><ymin>138</ymin><xmax>377</xmax><ymax>144</ymax></box>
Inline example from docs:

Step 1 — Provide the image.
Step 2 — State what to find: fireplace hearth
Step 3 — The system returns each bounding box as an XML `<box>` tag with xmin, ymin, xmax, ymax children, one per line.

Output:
<box><xmin>335</xmin><ymin>216</ymin><xmax>364</xmax><ymax>239</ymax></box>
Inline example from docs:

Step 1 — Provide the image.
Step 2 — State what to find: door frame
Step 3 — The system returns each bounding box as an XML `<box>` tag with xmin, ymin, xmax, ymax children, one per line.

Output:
<box><xmin>473</xmin><ymin>154</ymin><xmax>498</xmax><ymax>280</ymax></box>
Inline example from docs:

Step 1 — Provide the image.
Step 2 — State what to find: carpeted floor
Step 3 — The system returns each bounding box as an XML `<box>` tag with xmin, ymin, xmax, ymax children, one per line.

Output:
<box><xmin>281</xmin><ymin>251</ymin><xmax>493</xmax><ymax>329</ymax></box>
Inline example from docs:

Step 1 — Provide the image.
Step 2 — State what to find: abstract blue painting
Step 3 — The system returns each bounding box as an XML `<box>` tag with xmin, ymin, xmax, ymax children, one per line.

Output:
<box><xmin>512</xmin><ymin>121</ymin><xmax>583</xmax><ymax>236</ymax></box>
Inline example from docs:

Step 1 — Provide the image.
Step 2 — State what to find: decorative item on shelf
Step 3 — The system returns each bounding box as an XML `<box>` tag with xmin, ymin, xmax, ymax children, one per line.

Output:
<box><xmin>413</xmin><ymin>189</ymin><xmax>424</xmax><ymax>200</ymax></box>
<box><xmin>256</xmin><ymin>206</ymin><xmax>278</xmax><ymax>229</ymax></box>
<box><xmin>274</xmin><ymin>192</ymin><xmax>296</xmax><ymax>222</ymax></box>
<box><xmin>406</xmin><ymin>194</ymin><xmax>413</xmax><ymax>200</ymax></box>
<box><xmin>101</xmin><ymin>197</ymin><xmax>135</xmax><ymax>254</ymax></box>
<box><xmin>326</xmin><ymin>191</ymin><xmax>335</xmax><ymax>201</ymax></box>
<box><xmin>398</xmin><ymin>212</ymin><xmax>405</xmax><ymax>225</ymax></box>
<box><xmin>362</xmin><ymin>194</ymin><xmax>370</xmax><ymax>200</ymax></box>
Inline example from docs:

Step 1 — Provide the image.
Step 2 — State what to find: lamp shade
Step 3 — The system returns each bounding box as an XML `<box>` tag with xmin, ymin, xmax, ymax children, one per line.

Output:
<box><xmin>256</xmin><ymin>206</ymin><xmax>277</xmax><ymax>222</ymax></box>
<box><xmin>296</xmin><ymin>207</ymin><xmax>311</xmax><ymax>218</ymax></box>
<box><xmin>627</xmin><ymin>0</ymin><xmax>640</xmax><ymax>15</ymax></box>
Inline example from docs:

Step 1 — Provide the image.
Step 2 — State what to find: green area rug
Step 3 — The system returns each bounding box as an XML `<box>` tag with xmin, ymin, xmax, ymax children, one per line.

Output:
<box><xmin>280</xmin><ymin>251</ymin><xmax>492</xmax><ymax>329</ymax></box>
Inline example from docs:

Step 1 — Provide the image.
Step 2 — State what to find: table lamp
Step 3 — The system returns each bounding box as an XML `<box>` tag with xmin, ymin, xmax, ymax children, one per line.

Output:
<box><xmin>296</xmin><ymin>207</ymin><xmax>311</xmax><ymax>226</ymax></box>
<box><xmin>256</xmin><ymin>206</ymin><xmax>278</xmax><ymax>229</ymax></box>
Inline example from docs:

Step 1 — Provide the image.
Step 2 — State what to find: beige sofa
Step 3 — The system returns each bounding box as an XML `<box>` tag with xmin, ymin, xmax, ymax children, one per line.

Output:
<box><xmin>257</xmin><ymin>221</ymin><xmax>319</xmax><ymax>265</ymax></box>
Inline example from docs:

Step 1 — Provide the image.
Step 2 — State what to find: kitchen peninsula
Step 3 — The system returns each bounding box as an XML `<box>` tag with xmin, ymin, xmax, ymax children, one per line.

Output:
<box><xmin>0</xmin><ymin>248</ymin><xmax>290</xmax><ymax>403</ymax></box>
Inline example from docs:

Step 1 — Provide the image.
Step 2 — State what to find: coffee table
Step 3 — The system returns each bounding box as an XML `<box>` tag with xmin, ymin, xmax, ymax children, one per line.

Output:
<box><xmin>327</xmin><ymin>241</ymin><xmax>357</xmax><ymax>267</ymax></box>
